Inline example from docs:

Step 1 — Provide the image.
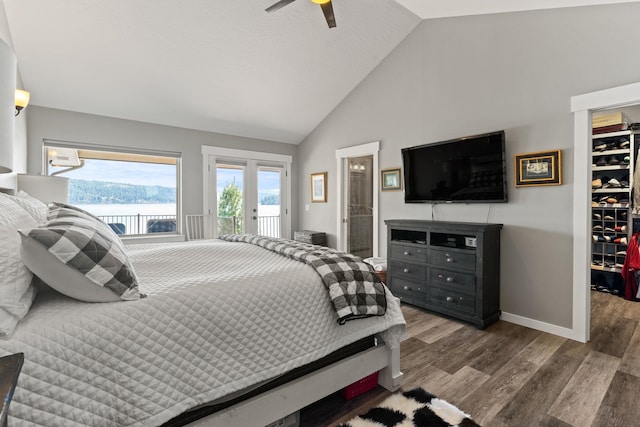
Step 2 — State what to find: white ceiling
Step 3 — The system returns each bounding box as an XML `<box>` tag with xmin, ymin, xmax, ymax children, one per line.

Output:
<box><xmin>3</xmin><ymin>0</ymin><xmax>637</xmax><ymax>144</ymax></box>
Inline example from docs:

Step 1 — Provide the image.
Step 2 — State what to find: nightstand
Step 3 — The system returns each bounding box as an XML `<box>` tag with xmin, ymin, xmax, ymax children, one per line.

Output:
<box><xmin>0</xmin><ymin>353</ymin><xmax>24</xmax><ymax>427</ymax></box>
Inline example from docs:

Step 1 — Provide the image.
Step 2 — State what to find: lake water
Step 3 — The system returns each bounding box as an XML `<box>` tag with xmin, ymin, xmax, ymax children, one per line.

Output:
<box><xmin>78</xmin><ymin>203</ymin><xmax>281</xmax><ymax>217</ymax></box>
<box><xmin>77</xmin><ymin>203</ymin><xmax>177</xmax><ymax>216</ymax></box>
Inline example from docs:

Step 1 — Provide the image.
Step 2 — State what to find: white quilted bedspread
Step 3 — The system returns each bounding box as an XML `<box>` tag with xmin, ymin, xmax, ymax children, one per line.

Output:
<box><xmin>0</xmin><ymin>239</ymin><xmax>405</xmax><ymax>427</ymax></box>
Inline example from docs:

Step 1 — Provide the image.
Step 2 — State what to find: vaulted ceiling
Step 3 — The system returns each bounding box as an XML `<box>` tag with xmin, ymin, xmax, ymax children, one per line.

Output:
<box><xmin>3</xmin><ymin>0</ymin><xmax>636</xmax><ymax>144</ymax></box>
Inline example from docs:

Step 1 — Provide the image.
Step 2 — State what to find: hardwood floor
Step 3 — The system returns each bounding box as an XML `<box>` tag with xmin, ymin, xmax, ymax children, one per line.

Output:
<box><xmin>299</xmin><ymin>291</ymin><xmax>640</xmax><ymax>426</ymax></box>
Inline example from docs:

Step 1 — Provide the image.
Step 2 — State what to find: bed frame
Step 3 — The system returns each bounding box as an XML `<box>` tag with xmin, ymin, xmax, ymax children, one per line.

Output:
<box><xmin>185</xmin><ymin>338</ymin><xmax>403</xmax><ymax>427</ymax></box>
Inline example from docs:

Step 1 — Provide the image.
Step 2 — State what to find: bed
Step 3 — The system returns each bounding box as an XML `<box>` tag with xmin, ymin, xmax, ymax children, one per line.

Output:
<box><xmin>0</xmin><ymin>192</ymin><xmax>405</xmax><ymax>427</ymax></box>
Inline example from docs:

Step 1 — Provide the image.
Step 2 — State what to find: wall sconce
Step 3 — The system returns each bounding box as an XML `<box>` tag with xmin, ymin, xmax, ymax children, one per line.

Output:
<box><xmin>15</xmin><ymin>89</ymin><xmax>30</xmax><ymax>116</ymax></box>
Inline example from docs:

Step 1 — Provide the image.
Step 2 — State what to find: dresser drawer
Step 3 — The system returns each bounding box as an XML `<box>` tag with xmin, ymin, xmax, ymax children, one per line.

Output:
<box><xmin>391</xmin><ymin>260</ymin><xmax>427</xmax><ymax>282</ymax></box>
<box><xmin>428</xmin><ymin>268</ymin><xmax>475</xmax><ymax>292</ymax></box>
<box><xmin>391</xmin><ymin>278</ymin><xmax>427</xmax><ymax>305</ymax></box>
<box><xmin>390</xmin><ymin>244</ymin><xmax>428</xmax><ymax>263</ymax></box>
<box><xmin>428</xmin><ymin>286</ymin><xmax>476</xmax><ymax>315</ymax></box>
<box><xmin>429</xmin><ymin>248</ymin><xmax>475</xmax><ymax>271</ymax></box>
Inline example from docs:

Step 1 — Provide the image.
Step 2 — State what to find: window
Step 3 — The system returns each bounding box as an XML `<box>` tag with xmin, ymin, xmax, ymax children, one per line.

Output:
<box><xmin>45</xmin><ymin>142</ymin><xmax>181</xmax><ymax>236</ymax></box>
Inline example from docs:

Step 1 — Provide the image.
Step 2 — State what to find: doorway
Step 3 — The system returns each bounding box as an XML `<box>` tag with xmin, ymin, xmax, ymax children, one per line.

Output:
<box><xmin>347</xmin><ymin>155</ymin><xmax>374</xmax><ymax>257</ymax></box>
<box><xmin>335</xmin><ymin>141</ymin><xmax>379</xmax><ymax>256</ymax></box>
<box><xmin>572</xmin><ymin>82</ymin><xmax>640</xmax><ymax>343</ymax></box>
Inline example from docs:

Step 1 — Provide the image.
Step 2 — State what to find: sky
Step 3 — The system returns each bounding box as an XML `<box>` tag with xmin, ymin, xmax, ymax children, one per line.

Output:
<box><xmin>51</xmin><ymin>158</ymin><xmax>281</xmax><ymax>198</ymax></box>
<box><xmin>50</xmin><ymin>159</ymin><xmax>177</xmax><ymax>188</ymax></box>
<box><xmin>217</xmin><ymin>168</ymin><xmax>280</xmax><ymax>197</ymax></box>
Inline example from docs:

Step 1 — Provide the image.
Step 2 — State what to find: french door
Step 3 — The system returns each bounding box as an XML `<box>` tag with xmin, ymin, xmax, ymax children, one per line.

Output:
<box><xmin>202</xmin><ymin>146</ymin><xmax>292</xmax><ymax>238</ymax></box>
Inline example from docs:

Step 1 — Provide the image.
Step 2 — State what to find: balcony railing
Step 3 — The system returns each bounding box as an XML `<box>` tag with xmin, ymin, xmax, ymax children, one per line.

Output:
<box><xmin>98</xmin><ymin>214</ymin><xmax>177</xmax><ymax>235</ymax></box>
<box><xmin>218</xmin><ymin>215</ymin><xmax>280</xmax><ymax>238</ymax></box>
<box><xmin>99</xmin><ymin>213</ymin><xmax>280</xmax><ymax>237</ymax></box>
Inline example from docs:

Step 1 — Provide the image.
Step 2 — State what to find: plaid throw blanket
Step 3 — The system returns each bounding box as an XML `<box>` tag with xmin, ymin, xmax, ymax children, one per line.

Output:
<box><xmin>219</xmin><ymin>234</ymin><xmax>387</xmax><ymax>324</ymax></box>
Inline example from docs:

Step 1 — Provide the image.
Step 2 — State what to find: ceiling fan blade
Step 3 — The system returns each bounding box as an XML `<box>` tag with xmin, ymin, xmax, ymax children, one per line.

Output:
<box><xmin>320</xmin><ymin>1</ymin><xmax>336</xmax><ymax>28</ymax></box>
<box><xmin>265</xmin><ymin>0</ymin><xmax>297</xmax><ymax>13</ymax></box>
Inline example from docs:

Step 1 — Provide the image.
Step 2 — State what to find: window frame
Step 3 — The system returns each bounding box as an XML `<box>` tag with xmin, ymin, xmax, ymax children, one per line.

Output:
<box><xmin>43</xmin><ymin>140</ymin><xmax>182</xmax><ymax>239</ymax></box>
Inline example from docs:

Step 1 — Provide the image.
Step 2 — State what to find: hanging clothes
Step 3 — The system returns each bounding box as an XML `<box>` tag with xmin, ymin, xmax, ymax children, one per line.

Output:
<box><xmin>622</xmin><ymin>232</ymin><xmax>640</xmax><ymax>300</ymax></box>
<box><xmin>633</xmin><ymin>152</ymin><xmax>640</xmax><ymax>214</ymax></box>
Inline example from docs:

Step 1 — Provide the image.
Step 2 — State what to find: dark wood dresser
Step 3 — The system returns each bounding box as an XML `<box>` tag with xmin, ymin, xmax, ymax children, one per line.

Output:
<box><xmin>385</xmin><ymin>219</ymin><xmax>502</xmax><ymax>329</ymax></box>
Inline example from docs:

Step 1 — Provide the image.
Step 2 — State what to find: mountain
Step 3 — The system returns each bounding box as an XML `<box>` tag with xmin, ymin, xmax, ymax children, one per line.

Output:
<box><xmin>69</xmin><ymin>179</ymin><xmax>176</xmax><ymax>205</ymax></box>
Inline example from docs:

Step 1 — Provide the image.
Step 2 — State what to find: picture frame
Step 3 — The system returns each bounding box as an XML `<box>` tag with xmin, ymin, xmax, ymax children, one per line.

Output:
<box><xmin>381</xmin><ymin>167</ymin><xmax>402</xmax><ymax>191</ymax></box>
<box><xmin>514</xmin><ymin>149</ymin><xmax>562</xmax><ymax>187</ymax></box>
<box><xmin>310</xmin><ymin>172</ymin><xmax>327</xmax><ymax>202</ymax></box>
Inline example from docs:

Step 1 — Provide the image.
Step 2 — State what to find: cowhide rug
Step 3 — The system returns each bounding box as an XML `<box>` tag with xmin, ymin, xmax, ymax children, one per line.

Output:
<box><xmin>338</xmin><ymin>387</ymin><xmax>480</xmax><ymax>427</ymax></box>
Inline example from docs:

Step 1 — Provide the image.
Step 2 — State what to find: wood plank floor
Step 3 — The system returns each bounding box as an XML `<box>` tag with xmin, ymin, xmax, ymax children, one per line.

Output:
<box><xmin>299</xmin><ymin>291</ymin><xmax>640</xmax><ymax>426</ymax></box>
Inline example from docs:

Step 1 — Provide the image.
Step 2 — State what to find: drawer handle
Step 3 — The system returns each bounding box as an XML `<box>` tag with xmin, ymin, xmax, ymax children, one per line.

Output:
<box><xmin>403</xmin><ymin>268</ymin><xmax>410</xmax><ymax>273</ymax></box>
<box><xmin>404</xmin><ymin>286</ymin><xmax>409</xmax><ymax>290</ymax></box>
<box><xmin>446</xmin><ymin>277</ymin><xmax>454</xmax><ymax>282</ymax></box>
<box><xmin>446</xmin><ymin>296</ymin><xmax>453</xmax><ymax>302</ymax></box>
<box><xmin>446</xmin><ymin>258</ymin><xmax>453</xmax><ymax>263</ymax></box>
<box><xmin>404</xmin><ymin>251</ymin><xmax>410</xmax><ymax>256</ymax></box>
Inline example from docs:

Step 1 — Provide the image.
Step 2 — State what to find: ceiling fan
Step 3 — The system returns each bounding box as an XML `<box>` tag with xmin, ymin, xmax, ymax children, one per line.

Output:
<box><xmin>266</xmin><ymin>0</ymin><xmax>336</xmax><ymax>28</ymax></box>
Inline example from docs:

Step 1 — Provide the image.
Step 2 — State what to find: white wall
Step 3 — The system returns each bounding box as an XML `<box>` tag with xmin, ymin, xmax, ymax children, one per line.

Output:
<box><xmin>0</xmin><ymin>1</ymin><xmax>26</xmax><ymax>190</ymax></box>
<box><xmin>26</xmin><ymin>106</ymin><xmax>299</xmax><ymax>233</ymax></box>
<box><xmin>297</xmin><ymin>3</ymin><xmax>640</xmax><ymax>330</ymax></box>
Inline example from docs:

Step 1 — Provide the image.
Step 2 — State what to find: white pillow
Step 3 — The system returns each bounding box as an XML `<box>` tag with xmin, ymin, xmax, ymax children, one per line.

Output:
<box><xmin>19</xmin><ymin>204</ymin><xmax>142</xmax><ymax>302</ymax></box>
<box><xmin>12</xmin><ymin>191</ymin><xmax>48</xmax><ymax>223</ymax></box>
<box><xmin>0</xmin><ymin>193</ymin><xmax>38</xmax><ymax>336</ymax></box>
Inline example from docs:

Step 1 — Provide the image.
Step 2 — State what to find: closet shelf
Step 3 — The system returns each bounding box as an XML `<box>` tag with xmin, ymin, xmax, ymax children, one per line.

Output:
<box><xmin>591</xmin><ymin>264</ymin><xmax>622</xmax><ymax>273</ymax></box>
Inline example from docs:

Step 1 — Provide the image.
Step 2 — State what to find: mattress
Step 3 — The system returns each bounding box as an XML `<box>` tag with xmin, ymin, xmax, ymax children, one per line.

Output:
<box><xmin>0</xmin><ymin>239</ymin><xmax>405</xmax><ymax>426</ymax></box>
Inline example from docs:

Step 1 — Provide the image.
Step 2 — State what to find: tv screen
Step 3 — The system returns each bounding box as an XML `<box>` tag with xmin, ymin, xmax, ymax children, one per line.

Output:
<box><xmin>402</xmin><ymin>131</ymin><xmax>507</xmax><ymax>203</ymax></box>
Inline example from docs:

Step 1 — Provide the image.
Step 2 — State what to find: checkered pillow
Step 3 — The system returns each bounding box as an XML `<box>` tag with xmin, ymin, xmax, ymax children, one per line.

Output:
<box><xmin>19</xmin><ymin>205</ymin><xmax>142</xmax><ymax>302</ymax></box>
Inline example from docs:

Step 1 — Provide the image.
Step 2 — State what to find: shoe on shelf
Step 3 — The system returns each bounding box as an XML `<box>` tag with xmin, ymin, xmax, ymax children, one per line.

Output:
<box><xmin>592</xmin><ymin>178</ymin><xmax>603</xmax><ymax>189</ymax></box>
<box><xmin>615</xmin><ymin>225</ymin><xmax>627</xmax><ymax>232</ymax></box>
<box><xmin>593</xmin><ymin>225</ymin><xmax>603</xmax><ymax>231</ymax></box>
<box><xmin>605</xmin><ymin>178</ymin><xmax>621</xmax><ymax>188</ymax></box>
<box><xmin>596</xmin><ymin>157</ymin><xmax>608</xmax><ymax>166</ymax></box>
<box><xmin>604</xmin><ymin>227</ymin><xmax>616</xmax><ymax>233</ymax></box>
<box><xmin>608</xmin><ymin>156</ymin><xmax>621</xmax><ymax>165</ymax></box>
<box><xmin>618</xmin><ymin>211</ymin><xmax>628</xmax><ymax>220</ymax></box>
<box><xmin>593</xmin><ymin>213</ymin><xmax>602</xmax><ymax>220</ymax></box>
<box><xmin>606</xmin><ymin>196</ymin><xmax>619</xmax><ymax>204</ymax></box>
<box><xmin>614</xmin><ymin>237</ymin><xmax>628</xmax><ymax>245</ymax></box>
<box><xmin>594</xmin><ymin>143</ymin><xmax>608</xmax><ymax>151</ymax></box>
<box><xmin>616</xmin><ymin>251</ymin><xmax>627</xmax><ymax>256</ymax></box>
<box><xmin>619</xmin><ymin>139</ymin><xmax>630</xmax><ymax>149</ymax></box>
<box><xmin>603</xmin><ymin>215</ymin><xmax>615</xmax><ymax>220</ymax></box>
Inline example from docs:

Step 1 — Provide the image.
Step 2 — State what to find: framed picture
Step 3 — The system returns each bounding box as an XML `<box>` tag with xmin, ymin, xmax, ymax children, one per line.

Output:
<box><xmin>514</xmin><ymin>149</ymin><xmax>562</xmax><ymax>187</ymax></box>
<box><xmin>310</xmin><ymin>172</ymin><xmax>327</xmax><ymax>202</ymax></box>
<box><xmin>381</xmin><ymin>167</ymin><xmax>402</xmax><ymax>191</ymax></box>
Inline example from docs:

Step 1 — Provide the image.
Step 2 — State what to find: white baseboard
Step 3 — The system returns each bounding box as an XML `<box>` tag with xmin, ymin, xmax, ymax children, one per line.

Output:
<box><xmin>500</xmin><ymin>311</ymin><xmax>582</xmax><ymax>342</ymax></box>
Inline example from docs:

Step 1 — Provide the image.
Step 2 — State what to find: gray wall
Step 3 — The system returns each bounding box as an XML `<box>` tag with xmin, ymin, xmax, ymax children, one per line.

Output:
<box><xmin>0</xmin><ymin>2</ymin><xmax>27</xmax><ymax>190</ymax></box>
<box><xmin>26</xmin><ymin>106</ymin><xmax>299</xmax><ymax>233</ymax></box>
<box><xmin>297</xmin><ymin>3</ymin><xmax>640</xmax><ymax>329</ymax></box>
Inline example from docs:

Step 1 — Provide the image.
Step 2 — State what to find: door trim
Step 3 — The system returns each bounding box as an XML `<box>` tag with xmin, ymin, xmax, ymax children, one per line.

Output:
<box><xmin>571</xmin><ymin>81</ymin><xmax>640</xmax><ymax>343</ymax></box>
<box><xmin>335</xmin><ymin>141</ymin><xmax>380</xmax><ymax>255</ymax></box>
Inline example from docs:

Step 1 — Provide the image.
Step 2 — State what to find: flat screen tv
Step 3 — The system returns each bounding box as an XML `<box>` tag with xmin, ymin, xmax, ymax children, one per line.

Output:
<box><xmin>402</xmin><ymin>130</ymin><xmax>507</xmax><ymax>203</ymax></box>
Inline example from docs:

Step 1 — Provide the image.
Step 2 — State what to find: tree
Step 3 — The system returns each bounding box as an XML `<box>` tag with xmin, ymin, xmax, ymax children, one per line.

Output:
<box><xmin>218</xmin><ymin>179</ymin><xmax>243</xmax><ymax>234</ymax></box>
